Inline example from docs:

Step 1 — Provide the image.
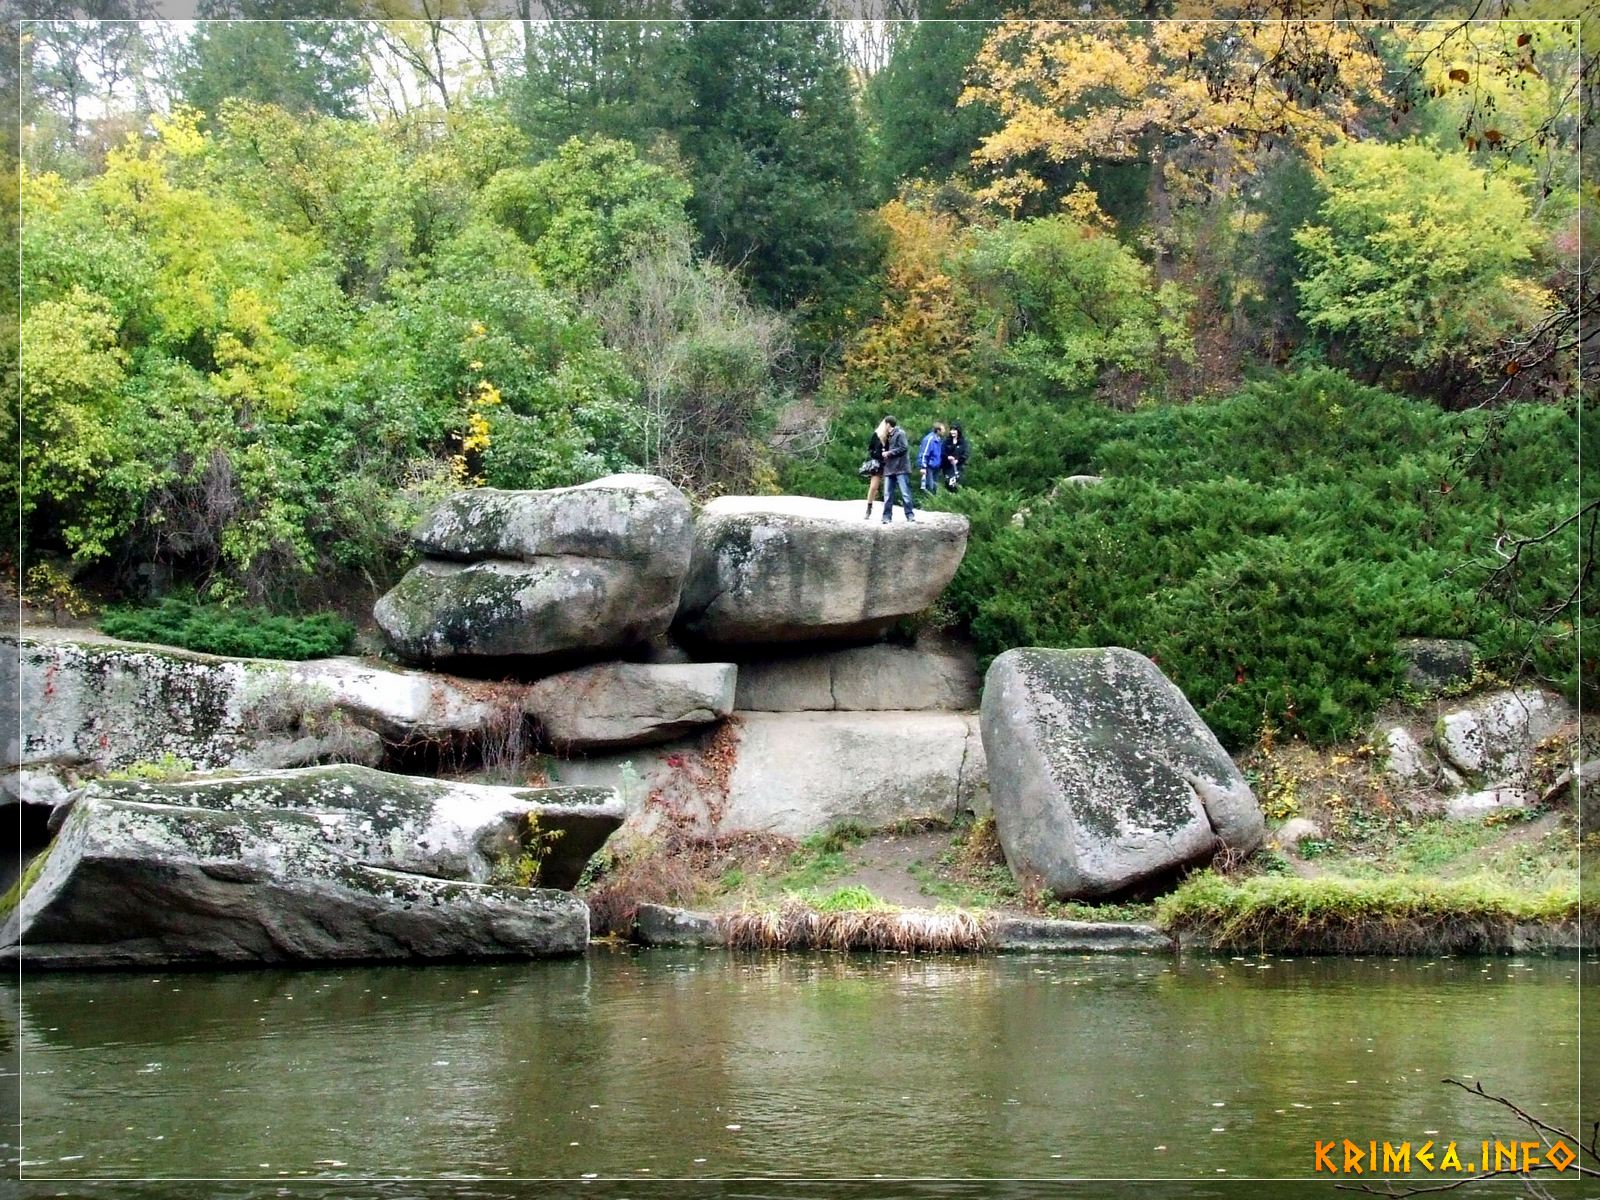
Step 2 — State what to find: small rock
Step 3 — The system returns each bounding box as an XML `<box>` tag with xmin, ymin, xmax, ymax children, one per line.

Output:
<box><xmin>525</xmin><ymin>662</ymin><xmax>736</xmax><ymax>751</ymax></box>
<box><xmin>1442</xmin><ymin>785</ymin><xmax>1534</xmax><ymax>820</ymax></box>
<box><xmin>1274</xmin><ymin>817</ymin><xmax>1324</xmax><ymax>847</ymax></box>
<box><xmin>1396</xmin><ymin>638</ymin><xmax>1478</xmax><ymax>695</ymax></box>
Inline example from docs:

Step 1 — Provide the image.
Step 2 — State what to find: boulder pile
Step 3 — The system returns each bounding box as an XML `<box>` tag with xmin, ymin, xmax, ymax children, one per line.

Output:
<box><xmin>3</xmin><ymin>766</ymin><xmax>623</xmax><ymax>968</ymax></box>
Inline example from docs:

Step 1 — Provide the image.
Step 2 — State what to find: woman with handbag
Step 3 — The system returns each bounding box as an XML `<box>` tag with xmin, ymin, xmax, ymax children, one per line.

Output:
<box><xmin>861</xmin><ymin>417</ymin><xmax>891</xmax><ymax>518</ymax></box>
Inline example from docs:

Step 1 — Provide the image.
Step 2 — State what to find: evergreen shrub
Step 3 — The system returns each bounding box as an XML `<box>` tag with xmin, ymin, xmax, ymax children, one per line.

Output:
<box><xmin>787</xmin><ymin>367</ymin><xmax>1581</xmax><ymax>748</ymax></box>
<box><xmin>101</xmin><ymin>598</ymin><xmax>354</xmax><ymax>661</ymax></box>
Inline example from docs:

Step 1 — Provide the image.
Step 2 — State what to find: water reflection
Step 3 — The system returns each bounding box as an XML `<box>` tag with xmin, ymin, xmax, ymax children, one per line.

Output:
<box><xmin>11</xmin><ymin>950</ymin><xmax>1590</xmax><ymax>1186</ymax></box>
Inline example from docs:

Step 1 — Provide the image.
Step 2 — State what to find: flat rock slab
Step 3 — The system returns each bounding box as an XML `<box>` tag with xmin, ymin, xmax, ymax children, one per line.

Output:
<box><xmin>981</xmin><ymin>647</ymin><xmax>1265</xmax><ymax>900</ymax></box>
<box><xmin>734</xmin><ymin>637</ymin><xmax>980</xmax><ymax>713</ymax></box>
<box><xmin>3</xmin><ymin>797</ymin><xmax>589</xmax><ymax>969</ymax></box>
<box><xmin>376</xmin><ymin>474</ymin><xmax>692</xmax><ymax>665</ymax></box>
<box><xmin>554</xmin><ymin>710</ymin><xmax>987</xmax><ymax>840</ymax></box>
<box><xmin>525</xmin><ymin>662</ymin><xmax>736</xmax><ymax>750</ymax></box>
<box><xmin>631</xmin><ymin>903</ymin><xmax>723</xmax><ymax>947</ymax></box>
<box><xmin>48</xmin><ymin>765</ymin><xmax>624</xmax><ymax>891</ymax></box>
<box><xmin>675</xmin><ymin>496</ymin><xmax>969</xmax><ymax>645</ymax></box>
<box><xmin>990</xmin><ymin>918</ymin><xmax>1172</xmax><ymax>953</ymax></box>
<box><xmin>1434</xmin><ymin>688</ymin><xmax>1573</xmax><ymax>781</ymax></box>
<box><xmin>8</xmin><ymin>633</ymin><xmax>531</xmax><ymax>774</ymax></box>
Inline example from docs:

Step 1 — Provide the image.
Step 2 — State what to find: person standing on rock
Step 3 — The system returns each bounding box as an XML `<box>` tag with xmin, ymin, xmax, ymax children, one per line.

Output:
<box><xmin>918</xmin><ymin>423</ymin><xmax>946</xmax><ymax>495</ymax></box>
<box><xmin>880</xmin><ymin>417</ymin><xmax>915</xmax><ymax>523</ymax></box>
<box><xmin>943</xmin><ymin>424</ymin><xmax>968</xmax><ymax>491</ymax></box>
<box><xmin>864</xmin><ymin>417</ymin><xmax>891</xmax><ymax>518</ymax></box>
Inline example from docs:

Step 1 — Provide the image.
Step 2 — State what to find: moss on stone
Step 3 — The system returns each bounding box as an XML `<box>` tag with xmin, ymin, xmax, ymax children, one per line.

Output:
<box><xmin>0</xmin><ymin>842</ymin><xmax>55</xmax><ymax>920</ymax></box>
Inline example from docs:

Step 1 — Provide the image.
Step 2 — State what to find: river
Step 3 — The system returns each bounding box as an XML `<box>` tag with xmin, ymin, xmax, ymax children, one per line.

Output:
<box><xmin>4</xmin><ymin>950</ymin><xmax>1592</xmax><ymax>1197</ymax></box>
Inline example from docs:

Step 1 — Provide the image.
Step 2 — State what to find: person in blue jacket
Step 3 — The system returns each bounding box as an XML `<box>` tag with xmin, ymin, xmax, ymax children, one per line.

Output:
<box><xmin>918</xmin><ymin>423</ymin><xmax>946</xmax><ymax>494</ymax></box>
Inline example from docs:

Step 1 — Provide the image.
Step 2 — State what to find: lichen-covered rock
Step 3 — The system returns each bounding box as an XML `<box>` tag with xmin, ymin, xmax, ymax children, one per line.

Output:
<box><xmin>1397</xmin><ymin>637</ymin><xmax>1478</xmax><ymax>695</ymax></box>
<box><xmin>733</xmin><ymin>636</ymin><xmax>980</xmax><ymax>712</ymax></box>
<box><xmin>675</xmin><ymin>496</ymin><xmax>968</xmax><ymax>645</ymax></box>
<box><xmin>1381</xmin><ymin>725</ymin><xmax>1462</xmax><ymax>790</ymax></box>
<box><xmin>9</xmin><ymin>632</ymin><xmax>531</xmax><ymax>775</ymax></box>
<box><xmin>3</xmin><ymin>797</ymin><xmax>589</xmax><ymax>969</ymax></box>
<box><xmin>1442</xmin><ymin>785</ymin><xmax>1535</xmax><ymax>820</ymax></box>
<box><xmin>412</xmin><ymin>474</ymin><xmax>691</xmax><ymax>565</ymax></box>
<box><xmin>631</xmin><ymin>903</ymin><xmax>723</xmax><ymax>947</ymax></box>
<box><xmin>376</xmin><ymin>475</ymin><xmax>692</xmax><ymax>665</ymax></box>
<box><xmin>49</xmin><ymin>765</ymin><xmax>623</xmax><ymax>891</ymax></box>
<box><xmin>980</xmin><ymin>647</ymin><xmax>1264</xmax><ymax>899</ymax></box>
<box><xmin>524</xmin><ymin>662</ymin><xmax>736</xmax><ymax>750</ymax></box>
<box><xmin>554</xmin><ymin>710</ymin><xmax>986</xmax><ymax>839</ymax></box>
<box><xmin>1433</xmin><ymin>688</ymin><xmax>1573</xmax><ymax>782</ymax></box>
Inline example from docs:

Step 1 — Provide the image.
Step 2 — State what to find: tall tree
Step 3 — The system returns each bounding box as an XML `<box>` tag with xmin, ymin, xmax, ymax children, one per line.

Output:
<box><xmin>511</xmin><ymin>2</ymin><xmax>686</xmax><ymax>152</ymax></box>
<box><xmin>862</xmin><ymin>0</ymin><xmax>1002</xmax><ymax>195</ymax></box>
<box><xmin>680</xmin><ymin>0</ymin><xmax>879</xmax><ymax>332</ymax></box>
<box><xmin>180</xmin><ymin>2</ymin><xmax>372</xmax><ymax>123</ymax></box>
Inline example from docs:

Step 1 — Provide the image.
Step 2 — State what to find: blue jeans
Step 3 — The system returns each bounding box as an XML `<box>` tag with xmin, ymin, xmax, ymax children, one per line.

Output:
<box><xmin>882</xmin><ymin>472</ymin><xmax>914</xmax><ymax>521</ymax></box>
<box><xmin>922</xmin><ymin>467</ymin><xmax>939</xmax><ymax>493</ymax></box>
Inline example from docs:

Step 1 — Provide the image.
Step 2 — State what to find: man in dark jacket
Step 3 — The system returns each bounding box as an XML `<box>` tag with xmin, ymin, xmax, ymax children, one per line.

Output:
<box><xmin>880</xmin><ymin>417</ymin><xmax>915</xmax><ymax>523</ymax></box>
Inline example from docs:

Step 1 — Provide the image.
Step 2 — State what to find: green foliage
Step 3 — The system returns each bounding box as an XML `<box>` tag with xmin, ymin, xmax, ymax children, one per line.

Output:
<box><xmin>1155</xmin><ymin>869</ymin><xmax>1577</xmax><ymax>953</ymax></box>
<box><xmin>790</xmin><ymin>367</ymin><xmax>1582</xmax><ymax>748</ymax></box>
<box><xmin>101</xmin><ymin>597</ymin><xmax>353</xmax><ymax>660</ymax></box>
<box><xmin>180</xmin><ymin>12</ymin><xmax>372</xmax><ymax>125</ymax></box>
<box><xmin>965</xmin><ymin>215</ymin><xmax>1194</xmax><ymax>392</ymax></box>
<box><xmin>680</xmin><ymin>5</ymin><xmax>881</xmax><ymax>347</ymax></box>
<box><xmin>1294</xmin><ymin>140</ymin><xmax>1550</xmax><ymax>379</ymax></box>
<box><xmin>805</xmin><ymin>884</ymin><xmax>894</xmax><ymax>913</ymax></box>
<box><xmin>863</xmin><ymin>4</ymin><xmax>1001</xmax><ymax>196</ymax></box>
<box><xmin>489</xmin><ymin>812</ymin><xmax>567</xmax><ymax>889</ymax></box>
<box><xmin>105</xmin><ymin>753</ymin><xmax>199</xmax><ymax>783</ymax></box>
<box><xmin>20</xmin><ymin>99</ymin><xmax>789</xmax><ymax>601</ymax></box>
<box><xmin>481</xmin><ymin>136</ymin><xmax>691</xmax><ymax>291</ymax></box>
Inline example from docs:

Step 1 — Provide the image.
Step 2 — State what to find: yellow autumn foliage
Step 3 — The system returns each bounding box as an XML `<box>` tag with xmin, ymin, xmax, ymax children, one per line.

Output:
<box><xmin>843</xmin><ymin>196</ymin><xmax>980</xmax><ymax>398</ymax></box>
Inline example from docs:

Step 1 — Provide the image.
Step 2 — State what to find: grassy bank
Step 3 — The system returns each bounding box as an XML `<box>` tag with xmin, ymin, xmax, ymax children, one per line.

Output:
<box><xmin>1155</xmin><ymin>872</ymin><xmax>1580</xmax><ymax>954</ymax></box>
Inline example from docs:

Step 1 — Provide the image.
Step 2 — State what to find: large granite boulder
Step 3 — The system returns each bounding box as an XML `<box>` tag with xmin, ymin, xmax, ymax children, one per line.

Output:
<box><xmin>524</xmin><ymin>661</ymin><xmax>737</xmax><ymax>750</ymax></box>
<box><xmin>1434</xmin><ymin>687</ymin><xmax>1573</xmax><ymax>783</ymax></box>
<box><xmin>675</xmin><ymin>496</ymin><xmax>968</xmax><ymax>645</ymax></box>
<box><xmin>8</xmin><ymin>632</ymin><xmax>532</xmax><ymax>775</ymax></box>
<box><xmin>4</xmin><ymin>766</ymin><xmax>622</xmax><ymax>968</ymax></box>
<box><xmin>980</xmin><ymin>647</ymin><xmax>1265</xmax><ymax>899</ymax></box>
<box><xmin>555</xmin><ymin>710</ymin><xmax>987</xmax><ymax>839</ymax></box>
<box><xmin>45</xmin><ymin>765</ymin><xmax>624</xmax><ymax>889</ymax></box>
<box><xmin>375</xmin><ymin>475</ymin><xmax>692</xmax><ymax>664</ymax></box>
<box><xmin>734</xmin><ymin>636</ymin><xmax>980</xmax><ymax>713</ymax></box>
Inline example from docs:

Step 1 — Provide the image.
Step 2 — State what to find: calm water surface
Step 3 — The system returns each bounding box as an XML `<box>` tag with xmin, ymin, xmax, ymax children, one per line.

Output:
<box><xmin>2</xmin><ymin>949</ymin><xmax>1592</xmax><ymax>1196</ymax></box>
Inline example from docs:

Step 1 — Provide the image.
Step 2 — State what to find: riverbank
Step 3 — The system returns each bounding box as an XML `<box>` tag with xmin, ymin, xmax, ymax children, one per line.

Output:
<box><xmin>579</xmin><ymin>726</ymin><xmax>1589</xmax><ymax>957</ymax></box>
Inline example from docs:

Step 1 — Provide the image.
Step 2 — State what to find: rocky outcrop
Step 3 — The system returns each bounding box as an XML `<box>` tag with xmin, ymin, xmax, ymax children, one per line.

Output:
<box><xmin>524</xmin><ymin>661</ymin><xmax>736</xmax><ymax>750</ymax></box>
<box><xmin>1397</xmin><ymin>638</ymin><xmax>1478</xmax><ymax>695</ymax></box>
<box><xmin>675</xmin><ymin>496</ymin><xmax>969</xmax><ymax>645</ymax></box>
<box><xmin>46</xmin><ymin>766</ymin><xmax>624</xmax><ymax>889</ymax></box>
<box><xmin>375</xmin><ymin>475</ymin><xmax>692</xmax><ymax>665</ymax></box>
<box><xmin>9</xmin><ymin>632</ymin><xmax>531</xmax><ymax>775</ymax></box>
<box><xmin>555</xmin><ymin>710</ymin><xmax>986</xmax><ymax>839</ymax></box>
<box><xmin>980</xmin><ymin>647</ymin><xmax>1265</xmax><ymax>900</ymax></box>
<box><xmin>4</xmin><ymin>766</ymin><xmax>622</xmax><ymax>968</ymax></box>
<box><xmin>1434</xmin><ymin>688</ymin><xmax>1572</xmax><ymax>782</ymax></box>
<box><xmin>733</xmin><ymin>637</ymin><xmax>980</xmax><ymax>713</ymax></box>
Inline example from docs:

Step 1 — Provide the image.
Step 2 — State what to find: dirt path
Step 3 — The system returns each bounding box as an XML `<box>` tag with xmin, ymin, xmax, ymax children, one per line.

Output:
<box><xmin>827</xmin><ymin>829</ymin><xmax>960</xmax><ymax>909</ymax></box>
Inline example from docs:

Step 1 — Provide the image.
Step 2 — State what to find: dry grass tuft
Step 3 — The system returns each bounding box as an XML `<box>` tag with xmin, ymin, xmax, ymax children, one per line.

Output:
<box><xmin>723</xmin><ymin>900</ymin><xmax>993</xmax><ymax>953</ymax></box>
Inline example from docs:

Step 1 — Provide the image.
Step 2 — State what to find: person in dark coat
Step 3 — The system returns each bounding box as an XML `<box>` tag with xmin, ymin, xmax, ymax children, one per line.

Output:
<box><xmin>943</xmin><ymin>423</ymin><xmax>969</xmax><ymax>491</ymax></box>
<box><xmin>879</xmin><ymin>416</ymin><xmax>915</xmax><ymax>523</ymax></box>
